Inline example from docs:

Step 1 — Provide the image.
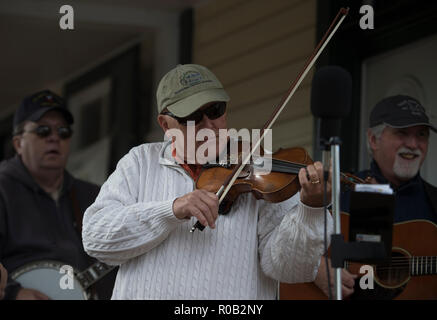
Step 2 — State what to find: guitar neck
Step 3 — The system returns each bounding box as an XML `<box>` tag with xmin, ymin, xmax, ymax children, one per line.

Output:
<box><xmin>410</xmin><ymin>256</ymin><xmax>437</xmax><ymax>276</ymax></box>
<box><xmin>344</xmin><ymin>256</ymin><xmax>437</xmax><ymax>277</ymax></box>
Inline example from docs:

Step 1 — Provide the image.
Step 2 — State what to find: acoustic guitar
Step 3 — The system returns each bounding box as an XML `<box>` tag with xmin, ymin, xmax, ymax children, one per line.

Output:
<box><xmin>280</xmin><ymin>214</ymin><xmax>437</xmax><ymax>300</ymax></box>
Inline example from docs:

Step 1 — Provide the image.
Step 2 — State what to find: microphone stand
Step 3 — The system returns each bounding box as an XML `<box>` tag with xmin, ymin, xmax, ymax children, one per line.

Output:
<box><xmin>326</xmin><ymin>135</ymin><xmax>392</xmax><ymax>300</ymax></box>
<box><xmin>323</xmin><ymin>136</ymin><xmax>342</xmax><ymax>300</ymax></box>
<box><xmin>330</xmin><ymin>136</ymin><xmax>342</xmax><ymax>300</ymax></box>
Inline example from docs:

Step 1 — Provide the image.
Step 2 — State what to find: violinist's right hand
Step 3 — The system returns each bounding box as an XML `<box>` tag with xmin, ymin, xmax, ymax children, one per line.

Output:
<box><xmin>173</xmin><ymin>190</ymin><xmax>219</xmax><ymax>229</ymax></box>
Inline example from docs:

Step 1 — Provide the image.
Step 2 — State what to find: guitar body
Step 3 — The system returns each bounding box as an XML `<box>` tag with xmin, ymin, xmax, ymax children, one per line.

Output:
<box><xmin>382</xmin><ymin>219</ymin><xmax>437</xmax><ymax>299</ymax></box>
<box><xmin>280</xmin><ymin>215</ymin><xmax>437</xmax><ymax>300</ymax></box>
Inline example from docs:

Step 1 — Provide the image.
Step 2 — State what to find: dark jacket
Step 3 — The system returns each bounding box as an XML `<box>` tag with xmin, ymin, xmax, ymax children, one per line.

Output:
<box><xmin>0</xmin><ymin>155</ymin><xmax>116</xmax><ymax>299</ymax></box>
<box><xmin>341</xmin><ymin>160</ymin><xmax>437</xmax><ymax>224</ymax></box>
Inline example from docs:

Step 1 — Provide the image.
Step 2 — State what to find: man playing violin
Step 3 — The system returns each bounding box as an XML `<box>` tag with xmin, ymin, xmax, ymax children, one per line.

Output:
<box><xmin>314</xmin><ymin>95</ymin><xmax>437</xmax><ymax>299</ymax></box>
<box><xmin>0</xmin><ymin>90</ymin><xmax>115</xmax><ymax>300</ymax></box>
<box><xmin>82</xmin><ymin>64</ymin><xmax>335</xmax><ymax>299</ymax></box>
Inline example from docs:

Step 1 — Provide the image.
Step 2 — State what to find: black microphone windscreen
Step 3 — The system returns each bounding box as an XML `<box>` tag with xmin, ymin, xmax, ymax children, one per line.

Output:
<box><xmin>317</xmin><ymin>118</ymin><xmax>341</xmax><ymax>146</ymax></box>
<box><xmin>311</xmin><ymin>66</ymin><xmax>352</xmax><ymax>119</ymax></box>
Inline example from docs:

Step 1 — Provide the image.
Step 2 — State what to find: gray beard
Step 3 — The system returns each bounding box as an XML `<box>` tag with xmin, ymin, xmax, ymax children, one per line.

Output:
<box><xmin>392</xmin><ymin>148</ymin><xmax>422</xmax><ymax>180</ymax></box>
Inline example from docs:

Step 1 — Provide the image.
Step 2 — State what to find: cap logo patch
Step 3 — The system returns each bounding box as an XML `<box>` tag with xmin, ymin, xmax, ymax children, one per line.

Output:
<box><xmin>397</xmin><ymin>99</ymin><xmax>425</xmax><ymax>116</ymax></box>
<box><xmin>180</xmin><ymin>71</ymin><xmax>203</xmax><ymax>87</ymax></box>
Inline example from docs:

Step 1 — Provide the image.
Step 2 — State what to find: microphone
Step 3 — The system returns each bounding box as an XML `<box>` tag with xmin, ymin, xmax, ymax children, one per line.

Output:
<box><xmin>311</xmin><ymin>65</ymin><xmax>352</xmax><ymax>151</ymax></box>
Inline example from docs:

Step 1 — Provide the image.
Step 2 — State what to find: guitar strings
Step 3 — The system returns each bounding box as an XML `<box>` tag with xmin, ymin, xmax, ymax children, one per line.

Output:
<box><xmin>345</xmin><ymin>258</ymin><xmax>437</xmax><ymax>270</ymax></box>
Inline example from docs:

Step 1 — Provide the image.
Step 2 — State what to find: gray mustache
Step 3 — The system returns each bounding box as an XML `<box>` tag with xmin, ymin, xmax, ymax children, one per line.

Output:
<box><xmin>397</xmin><ymin>147</ymin><xmax>422</xmax><ymax>157</ymax></box>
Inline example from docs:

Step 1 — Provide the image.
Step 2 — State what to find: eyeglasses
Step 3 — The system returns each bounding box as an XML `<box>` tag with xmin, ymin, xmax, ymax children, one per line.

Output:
<box><xmin>19</xmin><ymin>125</ymin><xmax>73</xmax><ymax>140</ymax></box>
<box><xmin>161</xmin><ymin>101</ymin><xmax>226</xmax><ymax>126</ymax></box>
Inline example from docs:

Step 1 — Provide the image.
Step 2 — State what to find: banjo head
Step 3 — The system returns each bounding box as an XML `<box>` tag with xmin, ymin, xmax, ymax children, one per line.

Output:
<box><xmin>11</xmin><ymin>260</ymin><xmax>88</xmax><ymax>300</ymax></box>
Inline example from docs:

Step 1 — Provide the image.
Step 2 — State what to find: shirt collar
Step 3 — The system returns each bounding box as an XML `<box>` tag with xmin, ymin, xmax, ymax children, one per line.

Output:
<box><xmin>158</xmin><ymin>139</ymin><xmax>204</xmax><ymax>182</ymax></box>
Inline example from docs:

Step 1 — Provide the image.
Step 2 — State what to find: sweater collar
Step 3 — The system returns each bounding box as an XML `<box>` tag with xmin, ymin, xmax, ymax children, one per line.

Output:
<box><xmin>158</xmin><ymin>139</ymin><xmax>179</xmax><ymax>167</ymax></box>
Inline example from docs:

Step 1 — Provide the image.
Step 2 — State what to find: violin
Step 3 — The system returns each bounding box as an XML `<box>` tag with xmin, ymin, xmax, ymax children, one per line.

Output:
<box><xmin>196</xmin><ymin>145</ymin><xmax>365</xmax><ymax>217</ymax></box>
<box><xmin>190</xmin><ymin>7</ymin><xmax>350</xmax><ymax>232</ymax></box>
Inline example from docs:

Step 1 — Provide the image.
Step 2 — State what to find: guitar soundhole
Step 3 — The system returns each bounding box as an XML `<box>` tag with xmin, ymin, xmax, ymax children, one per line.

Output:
<box><xmin>351</xmin><ymin>250</ymin><xmax>409</xmax><ymax>300</ymax></box>
<box><xmin>374</xmin><ymin>251</ymin><xmax>410</xmax><ymax>288</ymax></box>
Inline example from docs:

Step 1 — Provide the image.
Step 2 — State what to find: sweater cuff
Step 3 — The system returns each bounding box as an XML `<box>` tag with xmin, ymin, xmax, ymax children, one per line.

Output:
<box><xmin>295</xmin><ymin>200</ymin><xmax>329</xmax><ymax>226</ymax></box>
<box><xmin>151</xmin><ymin>199</ymin><xmax>184</xmax><ymax>228</ymax></box>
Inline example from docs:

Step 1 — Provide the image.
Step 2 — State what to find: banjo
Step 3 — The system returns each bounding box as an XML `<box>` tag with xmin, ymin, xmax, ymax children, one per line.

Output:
<box><xmin>11</xmin><ymin>260</ymin><xmax>116</xmax><ymax>300</ymax></box>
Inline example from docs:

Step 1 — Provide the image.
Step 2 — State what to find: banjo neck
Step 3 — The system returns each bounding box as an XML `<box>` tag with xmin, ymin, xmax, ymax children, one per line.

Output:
<box><xmin>76</xmin><ymin>261</ymin><xmax>116</xmax><ymax>290</ymax></box>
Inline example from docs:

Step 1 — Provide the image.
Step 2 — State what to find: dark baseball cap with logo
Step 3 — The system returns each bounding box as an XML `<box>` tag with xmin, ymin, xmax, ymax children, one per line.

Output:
<box><xmin>369</xmin><ymin>95</ymin><xmax>437</xmax><ymax>132</ymax></box>
<box><xmin>13</xmin><ymin>90</ymin><xmax>74</xmax><ymax>130</ymax></box>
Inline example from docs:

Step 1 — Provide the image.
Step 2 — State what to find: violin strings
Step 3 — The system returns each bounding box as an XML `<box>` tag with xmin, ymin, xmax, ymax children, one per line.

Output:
<box><xmin>270</xmin><ymin>158</ymin><xmax>306</xmax><ymax>168</ymax></box>
<box><xmin>267</xmin><ymin>159</ymin><xmax>363</xmax><ymax>184</ymax></box>
<box><xmin>269</xmin><ymin>158</ymin><xmax>306</xmax><ymax>174</ymax></box>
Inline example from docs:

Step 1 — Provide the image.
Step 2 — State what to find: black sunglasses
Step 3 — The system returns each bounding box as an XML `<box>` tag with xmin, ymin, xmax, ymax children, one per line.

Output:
<box><xmin>20</xmin><ymin>125</ymin><xmax>73</xmax><ymax>140</ymax></box>
<box><xmin>162</xmin><ymin>101</ymin><xmax>226</xmax><ymax>126</ymax></box>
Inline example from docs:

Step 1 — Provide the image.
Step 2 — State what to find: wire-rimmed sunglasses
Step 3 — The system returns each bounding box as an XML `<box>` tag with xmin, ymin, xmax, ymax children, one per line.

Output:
<box><xmin>16</xmin><ymin>125</ymin><xmax>73</xmax><ymax>140</ymax></box>
<box><xmin>161</xmin><ymin>101</ymin><xmax>226</xmax><ymax>126</ymax></box>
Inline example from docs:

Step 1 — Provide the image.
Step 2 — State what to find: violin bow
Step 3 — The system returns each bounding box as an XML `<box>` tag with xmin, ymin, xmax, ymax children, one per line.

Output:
<box><xmin>191</xmin><ymin>7</ymin><xmax>350</xmax><ymax>233</ymax></box>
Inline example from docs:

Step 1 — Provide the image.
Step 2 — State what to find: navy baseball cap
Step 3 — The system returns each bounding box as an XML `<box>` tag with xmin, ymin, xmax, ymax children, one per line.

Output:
<box><xmin>369</xmin><ymin>95</ymin><xmax>437</xmax><ymax>132</ymax></box>
<box><xmin>13</xmin><ymin>90</ymin><xmax>74</xmax><ymax>129</ymax></box>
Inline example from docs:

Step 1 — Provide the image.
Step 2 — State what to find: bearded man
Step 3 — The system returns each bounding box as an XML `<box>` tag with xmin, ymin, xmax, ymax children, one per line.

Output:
<box><xmin>342</xmin><ymin>95</ymin><xmax>437</xmax><ymax>224</ymax></box>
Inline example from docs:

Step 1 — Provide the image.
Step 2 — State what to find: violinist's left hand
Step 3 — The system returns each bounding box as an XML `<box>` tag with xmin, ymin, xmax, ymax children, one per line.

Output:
<box><xmin>298</xmin><ymin>161</ymin><xmax>331</xmax><ymax>207</ymax></box>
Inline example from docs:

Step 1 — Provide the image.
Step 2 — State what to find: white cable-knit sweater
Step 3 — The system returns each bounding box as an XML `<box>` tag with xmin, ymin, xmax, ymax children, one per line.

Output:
<box><xmin>82</xmin><ymin>140</ymin><xmax>333</xmax><ymax>299</ymax></box>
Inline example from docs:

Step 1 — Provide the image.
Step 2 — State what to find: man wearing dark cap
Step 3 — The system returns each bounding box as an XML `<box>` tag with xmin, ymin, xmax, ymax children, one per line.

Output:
<box><xmin>334</xmin><ymin>95</ymin><xmax>436</xmax><ymax>300</ymax></box>
<box><xmin>344</xmin><ymin>95</ymin><xmax>437</xmax><ymax>223</ymax></box>
<box><xmin>0</xmin><ymin>90</ymin><xmax>115</xmax><ymax>300</ymax></box>
<box><xmin>311</xmin><ymin>95</ymin><xmax>437</xmax><ymax>300</ymax></box>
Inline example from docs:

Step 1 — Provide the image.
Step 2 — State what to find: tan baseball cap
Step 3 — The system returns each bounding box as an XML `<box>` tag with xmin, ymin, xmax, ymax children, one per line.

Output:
<box><xmin>156</xmin><ymin>64</ymin><xmax>230</xmax><ymax>117</ymax></box>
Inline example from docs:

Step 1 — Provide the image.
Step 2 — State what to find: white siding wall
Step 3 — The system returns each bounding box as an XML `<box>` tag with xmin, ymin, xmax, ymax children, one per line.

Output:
<box><xmin>193</xmin><ymin>0</ymin><xmax>316</xmax><ymax>154</ymax></box>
